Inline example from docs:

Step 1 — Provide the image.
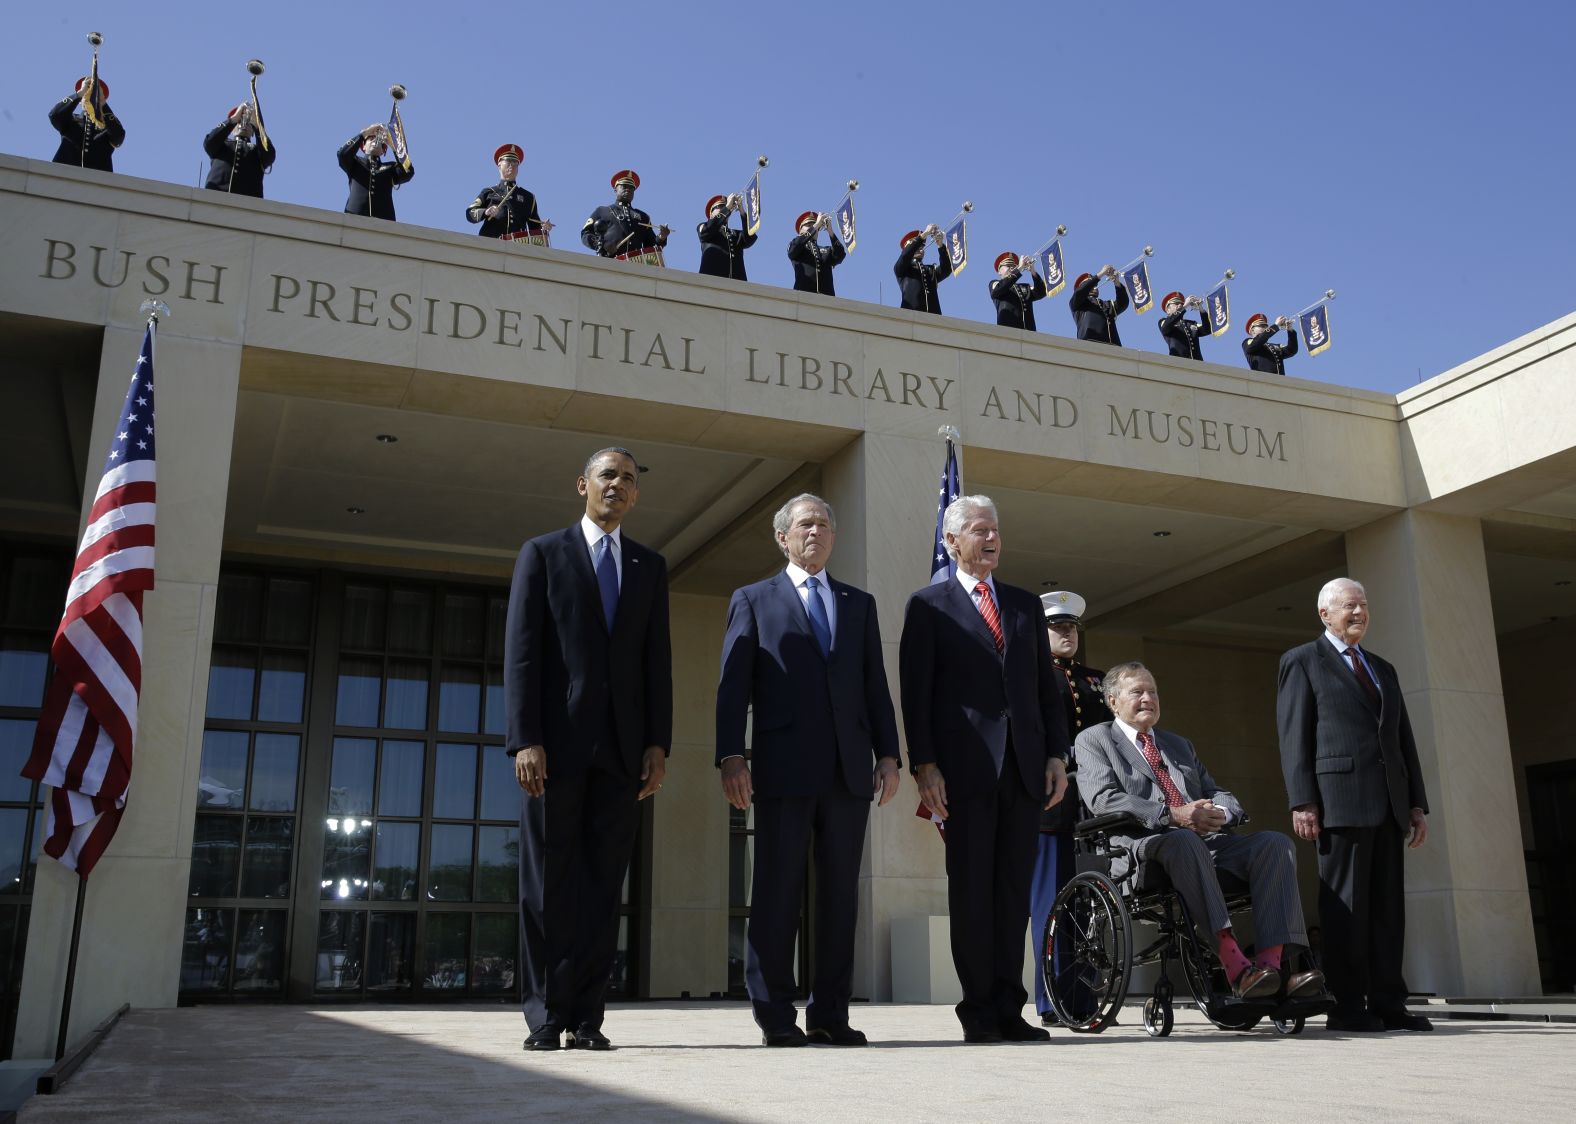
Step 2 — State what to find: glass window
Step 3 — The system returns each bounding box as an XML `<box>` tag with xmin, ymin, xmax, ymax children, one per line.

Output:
<box><xmin>383</xmin><ymin>660</ymin><xmax>429</xmax><ymax>729</ymax></box>
<box><xmin>376</xmin><ymin>740</ymin><xmax>424</xmax><ymax>818</ymax></box>
<box><xmin>250</xmin><ymin>733</ymin><xmax>299</xmax><ymax>813</ymax></box>
<box><xmin>0</xmin><ymin>720</ymin><xmax>38</xmax><ymax>803</ymax></box>
<box><xmin>206</xmin><ymin>648</ymin><xmax>255</xmax><ymax>720</ymax></box>
<box><xmin>320</xmin><ymin>816</ymin><xmax>372</xmax><ymax>901</ymax></box>
<box><xmin>316</xmin><ymin>911</ymin><xmax>365</xmax><ymax>991</ymax></box>
<box><xmin>433</xmin><ymin>743</ymin><xmax>477</xmax><ymax>820</ymax></box>
<box><xmin>366</xmin><ymin>912</ymin><xmax>413</xmax><ymax>992</ymax></box>
<box><xmin>197</xmin><ymin>730</ymin><xmax>248</xmax><ymax>809</ymax></box>
<box><xmin>4</xmin><ymin>556</ymin><xmax>68</xmax><ymax>629</ymax></box>
<box><xmin>257</xmin><ymin>651</ymin><xmax>307</xmax><ymax>723</ymax></box>
<box><xmin>0</xmin><ymin>905</ymin><xmax>23</xmax><ymax>992</ymax></box>
<box><xmin>214</xmin><ymin>574</ymin><xmax>262</xmax><ymax>643</ymax></box>
<box><xmin>372</xmin><ymin>821</ymin><xmax>420</xmax><ymax>902</ymax></box>
<box><xmin>327</xmin><ymin>738</ymin><xmax>375</xmax><ymax>816</ymax></box>
<box><xmin>423</xmin><ymin>912</ymin><xmax>469</xmax><ymax>991</ymax></box>
<box><xmin>189</xmin><ymin>815</ymin><xmax>244</xmax><ymax>897</ymax></box>
<box><xmin>476</xmin><ymin>825</ymin><xmax>517</xmax><ymax>903</ymax></box>
<box><xmin>437</xmin><ymin>664</ymin><xmax>481</xmax><ymax>734</ymax></box>
<box><xmin>474</xmin><ymin>913</ymin><xmax>517</xmax><ymax>994</ymax></box>
<box><xmin>234</xmin><ymin>909</ymin><xmax>286</xmax><ymax>992</ymax></box>
<box><xmin>427</xmin><ymin>824</ymin><xmax>473</xmax><ymax>902</ymax></box>
<box><xmin>240</xmin><ymin>816</ymin><xmax>294</xmax><ymax>899</ymax></box>
<box><xmin>441</xmin><ymin>593</ymin><xmax>484</xmax><ymax>658</ymax></box>
<box><xmin>479</xmin><ymin>746</ymin><xmax>518</xmax><ymax>821</ymax></box>
<box><xmin>0</xmin><ymin>809</ymin><xmax>28</xmax><ymax>896</ymax></box>
<box><xmin>335</xmin><ymin>656</ymin><xmax>382</xmax><ymax>728</ymax></box>
<box><xmin>485</xmin><ymin>597</ymin><xmax>506</xmax><ymax>660</ymax></box>
<box><xmin>263</xmin><ymin>577</ymin><xmax>312</xmax><ymax>646</ymax></box>
<box><xmin>483</xmin><ymin>668</ymin><xmax>505</xmax><ymax>736</ymax></box>
<box><xmin>0</xmin><ymin>637</ymin><xmax>49</xmax><ymax>710</ymax></box>
<box><xmin>182</xmin><ymin>907</ymin><xmax>233</xmax><ymax>992</ymax></box>
<box><xmin>387</xmin><ymin>589</ymin><xmax>432</xmax><ymax>654</ymax></box>
<box><xmin>340</xmin><ymin>585</ymin><xmax>385</xmax><ymax>651</ymax></box>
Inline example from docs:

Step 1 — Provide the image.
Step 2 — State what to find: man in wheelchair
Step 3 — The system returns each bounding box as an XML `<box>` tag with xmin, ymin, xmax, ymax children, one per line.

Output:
<box><xmin>1072</xmin><ymin>662</ymin><xmax>1326</xmax><ymax>1007</ymax></box>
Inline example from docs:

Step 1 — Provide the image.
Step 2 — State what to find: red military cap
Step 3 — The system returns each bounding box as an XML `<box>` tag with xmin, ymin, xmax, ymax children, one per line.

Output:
<box><xmin>705</xmin><ymin>194</ymin><xmax>727</xmax><ymax>216</ymax></box>
<box><xmin>994</xmin><ymin>251</ymin><xmax>1019</xmax><ymax>272</ymax></box>
<box><xmin>900</xmin><ymin>230</ymin><xmax>923</xmax><ymax>250</ymax></box>
<box><xmin>1075</xmin><ymin>272</ymin><xmax>1093</xmax><ymax>288</ymax></box>
<box><xmin>495</xmin><ymin>144</ymin><xmax>524</xmax><ymax>164</ymax></box>
<box><xmin>1162</xmin><ymin>291</ymin><xmax>1184</xmax><ymax>307</ymax></box>
<box><xmin>611</xmin><ymin>169</ymin><xmax>640</xmax><ymax>190</ymax></box>
<box><xmin>1245</xmin><ymin>313</ymin><xmax>1269</xmax><ymax>333</ymax></box>
<box><xmin>75</xmin><ymin>77</ymin><xmax>109</xmax><ymax>100</ymax></box>
<box><xmin>226</xmin><ymin>104</ymin><xmax>246</xmax><ymax>120</ymax></box>
<box><xmin>795</xmin><ymin>210</ymin><xmax>818</xmax><ymax>231</ymax></box>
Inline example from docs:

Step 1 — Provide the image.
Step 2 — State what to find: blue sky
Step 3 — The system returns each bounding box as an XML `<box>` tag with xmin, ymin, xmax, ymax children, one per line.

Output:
<box><xmin>5</xmin><ymin>1</ymin><xmax>1573</xmax><ymax>394</ymax></box>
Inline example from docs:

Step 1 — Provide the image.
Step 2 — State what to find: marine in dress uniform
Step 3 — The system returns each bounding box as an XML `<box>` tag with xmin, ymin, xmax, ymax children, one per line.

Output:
<box><xmin>696</xmin><ymin>193</ymin><xmax>757</xmax><ymax>280</ymax></box>
<box><xmin>337</xmin><ymin>123</ymin><xmax>415</xmax><ymax>221</ymax></box>
<box><xmin>1158</xmin><ymin>291</ymin><xmax>1210</xmax><ymax>361</ymax></box>
<box><xmin>989</xmin><ymin>252</ymin><xmax>1046</xmax><ymax>331</ymax></box>
<box><xmin>1069</xmin><ymin>268</ymin><xmax>1129</xmax><ymax>346</ymax></box>
<box><xmin>894</xmin><ymin>227</ymin><xmax>953</xmax><ymax>314</ymax></box>
<box><xmin>466</xmin><ymin>144</ymin><xmax>552</xmax><ymax>241</ymax></box>
<box><xmin>1029</xmin><ymin>591</ymin><xmax>1113</xmax><ymax>1023</ymax></box>
<box><xmin>1243</xmin><ymin>313</ymin><xmax>1299</xmax><ymax>375</ymax></box>
<box><xmin>582</xmin><ymin>170</ymin><xmax>669</xmax><ymax>259</ymax></box>
<box><xmin>49</xmin><ymin>77</ymin><xmax>124</xmax><ymax>173</ymax></box>
<box><xmin>787</xmin><ymin>211</ymin><xmax>845</xmax><ymax>296</ymax></box>
<box><xmin>203</xmin><ymin>104</ymin><xmax>275</xmax><ymax>198</ymax></box>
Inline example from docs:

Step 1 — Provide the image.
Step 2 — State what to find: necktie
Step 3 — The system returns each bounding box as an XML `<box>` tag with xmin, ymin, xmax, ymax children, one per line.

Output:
<box><xmin>1344</xmin><ymin>646</ymin><xmax>1381</xmax><ymax>708</ymax></box>
<box><xmin>975</xmin><ymin>582</ymin><xmax>1004</xmax><ymax>654</ymax></box>
<box><xmin>804</xmin><ymin>575</ymin><xmax>832</xmax><ymax>655</ymax></box>
<box><xmin>1137</xmin><ymin>732</ymin><xmax>1185</xmax><ymax>808</ymax></box>
<box><xmin>595</xmin><ymin>535</ymin><xmax>619</xmax><ymax>632</ymax></box>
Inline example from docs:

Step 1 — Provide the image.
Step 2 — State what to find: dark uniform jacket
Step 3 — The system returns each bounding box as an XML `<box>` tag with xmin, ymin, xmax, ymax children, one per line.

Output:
<box><xmin>989</xmin><ymin>268</ymin><xmax>1047</xmax><ymax>331</ymax></box>
<box><xmin>1069</xmin><ymin>274</ymin><xmax>1128</xmax><ymax>346</ymax></box>
<box><xmin>49</xmin><ymin>94</ymin><xmax>125</xmax><ymax>172</ymax></box>
<box><xmin>582</xmin><ymin>201</ymin><xmax>665</xmax><ymax>257</ymax></box>
<box><xmin>696</xmin><ymin>214</ymin><xmax>757</xmax><ymax>280</ymax></box>
<box><xmin>1244</xmin><ymin>328</ymin><xmax>1298</xmax><ymax>375</ymax></box>
<box><xmin>337</xmin><ymin>135</ymin><xmax>415</xmax><ymax>220</ymax></box>
<box><xmin>203</xmin><ymin>122</ymin><xmax>276</xmax><ymax>198</ymax></box>
<box><xmin>466</xmin><ymin>181</ymin><xmax>543</xmax><ymax>238</ymax></box>
<box><xmin>787</xmin><ymin>232</ymin><xmax>845</xmax><ymax>295</ymax></box>
<box><xmin>1041</xmin><ymin>657</ymin><xmax>1112</xmax><ymax>831</ymax></box>
<box><xmin>1159</xmin><ymin>309</ymin><xmax>1210</xmax><ymax>360</ymax></box>
<box><xmin>894</xmin><ymin>243</ymin><xmax>953</xmax><ymax>314</ymax></box>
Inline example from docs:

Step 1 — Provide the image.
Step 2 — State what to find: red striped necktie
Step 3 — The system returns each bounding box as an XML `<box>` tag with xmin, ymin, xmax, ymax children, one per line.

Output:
<box><xmin>975</xmin><ymin>582</ymin><xmax>1004</xmax><ymax>654</ymax></box>
<box><xmin>1138</xmin><ymin>732</ymin><xmax>1185</xmax><ymax>807</ymax></box>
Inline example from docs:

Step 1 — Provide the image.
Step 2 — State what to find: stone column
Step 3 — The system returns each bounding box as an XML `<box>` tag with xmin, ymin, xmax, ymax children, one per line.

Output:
<box><xmin>1345</xmin><ymin>510</ymin><xmax>1540</xmax><ymax>995</ymax></box>
<box><xmin>14</xmin><ymin>327</ymin><xmax>241</xmax><ymax>1058</ymax></box>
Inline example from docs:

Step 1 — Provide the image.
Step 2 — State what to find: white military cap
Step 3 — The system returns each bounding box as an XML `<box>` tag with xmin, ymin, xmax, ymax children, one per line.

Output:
<box><xmin>1040</xmin><ymin>590</ymin><xmax>1087</xmax><ymax>623</ymax></box>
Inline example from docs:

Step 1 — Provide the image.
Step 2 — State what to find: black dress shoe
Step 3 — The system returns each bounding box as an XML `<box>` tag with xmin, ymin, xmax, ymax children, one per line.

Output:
<box><xmin>566</xmin><ymin>1027</ymin><xmax>613</xmax><ymax>1050</ymax></box>
<box><xmin>806</xmin><ymin>1025</ymin><xmax>868</xmax><ymax>1046</ymax></box>
<box><xmin>999</xmin><ymin>1019</ymin><xmax>1051</xmax><ymax>1042</ymax></box>
<box><xmin>962</xmin><ymin>1028</ymin><xmax>1004</xmax><ymax>1044</ymax></box>
<box><xmin>761</xmin><ymin>1026</ymin><xmax>808</xmax><ymax>1047</ymax></box>
<box><xmin>1326</xmin><ymin>1010</ymin><xmax>1385</xmax><ymax>1032</ymax></box>
<box><xmin>1039</xmin><ymin>1012</ymin><xmax>1059</xmax><ymax>1027</ymax></box>
<box><xmin>1378</xmin><ymin>1010</ymin><xmax>1433</xmax><ymax>1032</ymax></box>
<box><xmin>1285</xmin><ymin>968</ymin><xmax>1327</xmax><ymax>998</ymax></box>
<box><xmin>523</xmin><ymin>1026</ymin><xmax>562</xmax><ymax>1051</ymax></box>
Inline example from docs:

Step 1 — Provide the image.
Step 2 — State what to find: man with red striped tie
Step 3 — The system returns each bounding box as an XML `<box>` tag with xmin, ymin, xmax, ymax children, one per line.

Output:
<box><xmin>898</xmin><ymin>495</ymin><xmax>1070</xmax><ymax>1043</ymax></box>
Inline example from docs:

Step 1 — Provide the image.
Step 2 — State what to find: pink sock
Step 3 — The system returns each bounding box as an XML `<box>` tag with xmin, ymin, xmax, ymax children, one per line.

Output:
<box><xmin>1254</xmin><ymin>944</ymin><xmax>1284</xmax><ymax>971</ymax></box>
<box><xmin>1216</xmin><ymin>930</ymin><xmax>1251</xmax><ymax>979</ymax></box>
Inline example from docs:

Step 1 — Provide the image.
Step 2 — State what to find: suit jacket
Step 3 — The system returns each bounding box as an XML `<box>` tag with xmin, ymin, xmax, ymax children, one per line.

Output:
<box><xmin>787</xmin><ymin>232</ymin><xmax>845</xmax><ymax>295</ymax></box>
<box><xmin>1069</xmin><ymin>274</ymin><xmax>1128</xmax><ymax>346</ymax></box>
<box><xmin>1074</xmin><ymin>721</ymin><xmax>1246</xmax><ymax>877</ymax></box>
<box><xmin>893</xmin><ymin>244</ymin><xmax>953</xmax><ymax>314</ymax></box>
<box><xmin>696</xmin><ymin>214</ymin><xmax>758</xmax><ymax>280</ymax></box>
<box><xmin>715</xmin><ymin>571</ymin><xmax>901</xmax><ymax>799</ymax></box>
<box><xmin>1276</xmin><ymin>637</ymin><xmax>1428</xmax><ymax>829</ymax></box>
<box><xmin>337</xmin><ymin>135</ymin><xmax>415</xmax><ymax>220</ymax></box>
<box><xmin>898</xmin><ymin>578</ymin><xmax>1069</xmax><ymax>801</ymax></box>
<box><xmin>582</xmin><ymin>202</ymin><xmax>665</xmax><ymax>256</ymax></box>
<box><xmin>1158</xmin><ymin>309</ymin><xmax>1209</xmax><ymax>360</ymax></box>
<box><xmin>1244</xmin><ymin>328</ymin><xmax>1298</xmax><ymax>375</ymax></box>
<box><xmin>50</xmin><ymin>94</ymin><xmax>124</xmax><ymax>172</ymax></box>
<box><xmin>203</xmin><ymin>122</ymin><xmax>276</xmax><ymax>198</ymax></box>
<box><xmin>990</xmin><ymin>269</ymin><xmax>1047</xmax><ymax>331</ymax></box>
<box><xmin>504</xmin><ymin>525</ymin><xmax>673</xmax><ymax>779</ymax></box>
<box><xmin>466</xmin><ymin>182</ymin><xmax>544</xmax><ymax>238</ymax></box>
<box><xmin>1040</xmin><ymin>658</ymin><xmax>1111</xmax><ymax>832</ymax></box>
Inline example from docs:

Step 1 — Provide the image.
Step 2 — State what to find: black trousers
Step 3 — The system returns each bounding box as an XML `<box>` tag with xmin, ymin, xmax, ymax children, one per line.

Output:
<box><xmin>744</xmin><ymin>788</ymin><xmax>870</xmax><ymax>1033</ymax></box>
<box><xmin>942</xmin><ymin>742</ymin><xmax>1040</xmax><ymax>1033</ymax></box>
<box><xmin>518</xmin><ymin>760</ymin><xmax>640</xmax><ymax>1033</ymax></box>
<box><xmin>1317</xmin><ymin>817</ymin><xmax>1409</xmax><ymax>1015</ymax></box>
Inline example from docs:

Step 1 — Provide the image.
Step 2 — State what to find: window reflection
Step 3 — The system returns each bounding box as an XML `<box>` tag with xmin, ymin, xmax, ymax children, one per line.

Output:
<box><xmin>441</xmin><ymin>593</ymin><xmax>484</xmax><ymax>658</ymax></box>
<box><xmin>474</xmin><ymin>913</ymin><xmax>517</xmax><ymax>994</ymax></box>
<box><xmin>372</xmin><ymin>821</ymin><xmax>419</xmax><ymax>901</ymax></box>
<box><xmin>263</xmin><ymin>578</ymin><xmax>312</xmax><ymax>646</ymax></box>
<box><xmin>0</xmin><ymin>809</ymin><xmax>27</xmax><ymax>895</ymax></box>
<box><xmin>0</xmin><ymin>720</ymin><xmax>39</xmax><ymax>803</ymax></box>
<box><xmin>433</xmin><ymin>743</ymin><xmax>477</xmax><ymax>820</ymax></box>
<box><xmin>437</xmin><ymin>664</ymin><xmax>481</xmax><ymax>733</ymax></box>
<box><xmin>182</xmin><ymin>907</ymin><xmax>232</xmax><ymax>991</ymax></box>
<box><xmin>335</xmin><ymin>657</ymin><xmax>382</xmax><ymax>728</ymax></box>
<box><xmin>214</xmin><ymin>574</ymin><xmax>262</xmax><ymax>643</ymax></box>
<box><xmin>376</xmin><ymin>740</ymin><xmax>424</xmax><ymax>818</ymax></box>
<box><xmin>424</xmin><ymin>913</ymin><xmax>469</xmax><ymax>991</ymax></box>
<box><xmin>476</xmin><ymin>825</ymin><xmax>518</xmax><ymax>904</ymax></box>
<box><xmin>257</xmin><ymin>651</ymin><xmax>306</xmax><ymax>723</ymax></box>
<box><xmin>366</xmin><ymin>912</ymin><xmax>413</xmax><ymax>992</ymax></box>
<box><xmin>197</xmin><ymin>730</ymin><xmax>248</xmax><ymax>809</ymax></box>
<box><xmin>387</xmin><ymin>589</ymin><xmax>432</xmax><ymax>655</ymax></box>
<box><xmin>340</xmin><ymin>585</ymin><xmax>385</xmax><ymax>650</ymax></box>
<box><xmin>190</xmin><ymin>815</ymin><xmax>243</xmax><ymax>897</ymax></box>
<box><xmin>234</xmin><ymin>909</ymin><xmax>286</xmax><ymax>992</ymax></box>
<box><xmin>383</xmin><ymin>660</ymin><xmax>429</xmax><ymax>729</ymax></box>
<box><xmin>0</xmin><ymin>637</ymin><xmax>49</xmax><ymax>709</ymax></box>
<box><xmin>427</xmin><ymin>824</ymin><xmax>473</xmax><ymax>901</ymax></box>
<box><xmin>205</xmin><ymin>648</ymin><xmax>255</xmax><ymax>720</ymax></box>
<box><xmin>250</xmin><ymin>734</ymin><xmax>299</xmax><ymax>813</ymax></box>
<box><xmin>316</xmin><ymin>911</ymin><xmax>365</xmax><ymax>991</ymax></box>
<box><xmin>479</xmin><ymin>746</ymin><xmax>518</xmax><ymax>821</ymax></box>
<box><xmin>320</xmin><ymin>816</ymin><xmax>372</xmax><ymax>901</ymax></box>
<box><xmin>240</xmin><ymin>817</ymin><xmax>294</xmax><ymax>899</ymax></box>
<box><xmin>328</xmin><ymin>738</ymin><xmax>375</xmax><ymax>816</ymax></box>
<box><xmin>4</xmin><ymin>556</ymin><xmax>68</xmax><ymax>629</ymax></box>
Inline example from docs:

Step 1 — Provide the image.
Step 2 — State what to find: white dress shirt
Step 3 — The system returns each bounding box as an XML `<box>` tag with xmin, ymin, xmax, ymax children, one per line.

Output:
<box><xmin>953</xmin><ymin>566</ymin><xmax>998</xmax><ymax>617</ymax></box>
<box><xmin>579</xmin><ymin>515</ymin><xmax>623</xmax><ymax>587</ymax></box>
<box><xmin>1112</xmin><ymin>716</ymin><xmax>1196</xmax><ymax>804</ymax></box>
<box><xmin>785</xmin><ymin>562</ymin><xmax>836</xmax><ymax>644</ymax></box>
<box><xmin>1323</xmin><ymin>630</ymin><xmax>1381</xmax><ymax>699</ymax></box>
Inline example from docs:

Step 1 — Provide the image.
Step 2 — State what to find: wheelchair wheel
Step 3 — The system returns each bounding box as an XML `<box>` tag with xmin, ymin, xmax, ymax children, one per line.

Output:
<box><xmin>1142</xmin><ymin>995</ymin><xmax>1173</xmax><ymax>1038</ymax></box>
<box><xmin>1044</xmin><ymin>871</ymin><xmax>1132</xmax><ymax>1033</ymax></box>
<box><xmin>1272</xmin><ymin>1015</ymin><xmax>1306</xmax><ymax>1036</ymax></box>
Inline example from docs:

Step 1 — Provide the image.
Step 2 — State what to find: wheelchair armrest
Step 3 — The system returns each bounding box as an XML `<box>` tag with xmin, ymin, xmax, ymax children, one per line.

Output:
<box><xmin>1074</xmin><ymin>811</ymin><xmax>1145</xmax><ymax>837</ymax></box>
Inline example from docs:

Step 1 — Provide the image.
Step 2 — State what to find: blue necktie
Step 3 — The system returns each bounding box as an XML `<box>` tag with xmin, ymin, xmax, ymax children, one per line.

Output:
<box><xmin>596</xmin><ymin>535</ymin><xmax>619</xmax><ymax>631</ymax></box>
<box><xmin>804</xmin><ymin>575</ymin><xmax>832</xmax><ymax>655</ymax></box>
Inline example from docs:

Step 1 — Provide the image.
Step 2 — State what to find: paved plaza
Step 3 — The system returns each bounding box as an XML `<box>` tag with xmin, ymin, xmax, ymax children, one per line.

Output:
<box><xmin>15</xmin><ymin>1000</ymin><xmax>1574</xmax><ymax>1122</ymax></box>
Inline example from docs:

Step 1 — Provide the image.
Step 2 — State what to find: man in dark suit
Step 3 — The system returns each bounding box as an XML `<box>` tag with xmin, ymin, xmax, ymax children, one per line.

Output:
<box><xmin>787</xmin><ymin>211</ymin><xmax>846</xmax><ymax>296</ymax></box>
<box><xmin>990</xmin><ymin>252</ymin><xmax>1046</xmax><ymax>331</ymax></box>
<box><xmin>505</xmin><ymin>447</ymin><xmax>672</xmax><ymax>1051</ymax></box>
<box><xmin>696</xmin><ymin>192</ymin><xmax>757</xmax><ymax>280</ymax></box>
<box><xmin>1243</xmin><ymin>313</ymin><xmax>1299</xmax><ymax>375</ymax></box>
<box><xmin>203</xmin><ymin>104</ymin><xmax>276</xmax><ymax>198</ymax></box>
<box><xmin>1069</xmin><ymin>266</ymin><xmax>1128</xmax><ymax>345</ymax></box>
<box><xmin>716</xmin><ymin>494</ymin><xmax>901</xmax><ymax>1047</ymax></box>
<box><xmin>582</xmin><ymin>170</ymin><xmax>670</xmax><ymax>260</ymax></box>
<box><xmin>1158</xmin><ymin>291</ymin><xmax>1210</xmax><ymax>360</ymax></box>
<box><xmin>337</xmin><ymin>123</ymin><xmax>415</xmax><ymax>220</ymax></box>
<box><xmin>1277</xmin><ymin>577</ymin><xmax>1431</xmax><ymax>1032</ymax></box>
<box><xmin>899</xmin><ymin>495</ymin><xmax>1070</xmax><ymax>1043</ymax></box>
<box><xmin>894</xmin><ymin>227</ymin><xmax>953</xmax><ymax>314</ymax></box>
<box><xmin>1077</xmin><ymin>663</ymin><xmax>1324</xmax><ymax>1001</ymax></box>
<box><xmin>466</xmin><ymin>144</ymin><xmax>552</xmax><ymax>241</ymax></box>
<box><xmin>49</xmin><ymin>76</ymin><xmax>125</xmax><ymax>172</ymax></box>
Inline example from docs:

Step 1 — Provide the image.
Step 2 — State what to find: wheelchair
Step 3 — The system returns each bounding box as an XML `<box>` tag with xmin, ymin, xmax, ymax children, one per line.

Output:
<box><xmin>1041</xmin><ymin>811</ymin><xmax>1333</xmax><ymax>1037</ymax></box>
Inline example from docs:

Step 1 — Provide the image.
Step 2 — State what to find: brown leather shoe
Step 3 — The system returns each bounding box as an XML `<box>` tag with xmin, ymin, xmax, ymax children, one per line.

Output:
<box><xmin>1285</xmin><ymin>968</ymin><xmax>1327</xmax><ymax>998</ymax></box>
<box><xmin>1229</xmin><ymin>964</ymin><xmax>1279</xmax><ymax>999</ymax></box>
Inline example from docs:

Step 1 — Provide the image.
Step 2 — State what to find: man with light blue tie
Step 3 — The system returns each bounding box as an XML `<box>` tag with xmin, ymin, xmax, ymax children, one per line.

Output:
<box><xmin>505</xmin><ymin>447</ymin><xmax>672</xmax><ymax>1051</ymax></box>
<box><xmin>716</xmin><ymin>494</ymin><xmax>902</xmax><ymax>1047</ymax></box>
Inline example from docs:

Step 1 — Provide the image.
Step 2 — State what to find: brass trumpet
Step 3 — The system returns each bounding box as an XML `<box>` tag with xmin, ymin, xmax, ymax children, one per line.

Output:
<box><xmin>244</xmin><ymin>58</ymin><xmax>271</xmax><ymax>151</ymax></box>
<box><xmin>81</xmin><ymin>31</ymin><xmax>106</xmax><ymax>127</ymax></box>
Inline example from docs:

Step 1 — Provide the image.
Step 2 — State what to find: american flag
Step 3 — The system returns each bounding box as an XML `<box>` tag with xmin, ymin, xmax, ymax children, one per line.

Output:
<box><xmin>918</xmin><ymin>430</ymin><xmax>962</xmax><ymax>833</ymax></box>
<box><xmin>23</xmin><ymin>321</ymin><xmax>158</xmax><ymax>877</ymax></box>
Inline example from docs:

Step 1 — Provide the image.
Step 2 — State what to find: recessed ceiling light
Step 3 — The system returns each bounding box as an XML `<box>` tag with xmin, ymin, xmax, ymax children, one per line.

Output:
<box><xmin>375</xmin><ymin>434</ymin><xmax>399</xmax><ymax>444</ymax></box>
<box><xmin>1152</xmin><ymin>530</ymin><xmax>1171</xmax><ymax>538</ymax></box>
<box><xmin>1040</xmin><ymin>579</ymin><xmax>1059</xmax><ymax>587</ymax></box>
<box><xmin>1276</xmin><ymin>606</ymin><xmax>1292</xmax><ymax>612</ymax></box>
<box><xmin>346</xmin><ymin>506</ymin><xmax>366</xmax><ymax>515</ymax></box>
<box><xmin>1556</xmin><ymin>580</ymin><xmax>1572</xmax><ymax>587</ymax></box>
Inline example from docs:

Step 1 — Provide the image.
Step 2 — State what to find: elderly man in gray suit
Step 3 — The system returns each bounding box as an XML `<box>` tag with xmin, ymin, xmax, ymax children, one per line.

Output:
<box><xmin>1278</xmin><ymin>577</ymin><xmax>1430</xmax><ymax>1033</ymax></box>
<box><xmin>1076</xmin><ymin>662</ymin><xmax>1323</xmax><ymax>1001</ymax></box>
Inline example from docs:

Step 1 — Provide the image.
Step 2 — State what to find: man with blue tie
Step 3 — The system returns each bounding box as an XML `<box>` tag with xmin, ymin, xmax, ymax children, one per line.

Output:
<box><xmin>899</xmin><ymin>495</ymin><xmax>1070</xmax><ymax>1043</ymax></box>
<box><xmin>716</xmin><ymin>494</ymin><xmax>902</xmax><ymax>1046</ymax></box>
<box><xmin>505</xmin><ymin>447</ymin><xmax>672</xmax><ymax>1051</ymax></box>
